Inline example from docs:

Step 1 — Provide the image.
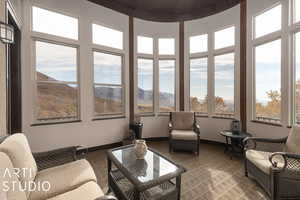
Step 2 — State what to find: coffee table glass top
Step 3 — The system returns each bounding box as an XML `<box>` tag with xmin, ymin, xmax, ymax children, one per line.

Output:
<box><xmin>220</xmin><ymin>130</ymin><xmax>252</xmax><ymax>138</ymax></box>
<box><xmin>111</xmin><ymin>145</ymin><xmax>183</xmax><ymax>184</ymax></box>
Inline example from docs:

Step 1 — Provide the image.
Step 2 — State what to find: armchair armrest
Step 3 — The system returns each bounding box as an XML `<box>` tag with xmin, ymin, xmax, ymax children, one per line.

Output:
<box><xmin>269</xmin><ymin>152</ymin><xmax>300</xmax><ymax>172</ymax></box>
<box><xmin>193</xmin><ymin>124</ymin><xmax>200</xmax><ymax>135</ymax></box>
<box><xmin>95</xmin><ymin>195</ymin><xmax>118</xmax><ymax>200</ymax></box>
<box><xmin>168</xmin><ymin>122</ymin><xmax>173</xmax><ymax>133</ymax></box>
<box><xmin>33</xmin><ymin>146</ymin><xmax>80</xmax><ymax>170</ymax></box>
<box><xmin>243</xmin><ymin>137</ymin><xmax>287</xmax><ymax>150</ymax></box>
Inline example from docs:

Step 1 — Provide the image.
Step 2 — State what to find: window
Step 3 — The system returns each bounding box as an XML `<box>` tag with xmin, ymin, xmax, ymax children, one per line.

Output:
<box><xmin>214</xmin><ymin>26</ymin><xmax>235</xmax><ymax>49</ymax></box>
<box><xmin>137</xmin><ymin>36</ymin><xmax>153</xmax><ymax>54</ymax></box>
<box><xmin>158</xmin><ymin>38</ymin><xmax>175</xmax><ymax>55</ymax></box>
<box><xmin>92</xmin><ymin>24</ymin><xmax>123</xmax><ymax>49</ymax></box>
<box><xmin>255</xmin><ymin>40</ymin><xmax>281</xmax><ymax>122</ymax></box>
<box><xmin>32</xmin><ymin>6</ymin><xmax>78</xmax><ymax>40</ymax></box>
<box><xmin>137</xmin><ymin>58</ymin><xmax>154</xmax><ymax>113</ymax></box>
<box><xmin>159</xmin><ymin>60</ymin><xmax>175</xmax><ymax>112</ymax></box>
<box><xmin>214</xmin><ymin>53</ymin><xmax>235</xmax><ymax>115</ymax></box>
<box><xmin>189</xmin><ymin>34</ymin><xmax>208</xmax><ymax>54</ymax></box>
<box><xmin>295</xmin><ymin>33</ymin><xmax>300</xmax><ymax>122</ymax></box>
<box><xmin>295</xmin><ymin>0</ymin><xmax>300</xmax><ymax>23</ymax></box>
<box><xmin>190</xmin><ymin>58</ymin><xmax>208</xmax><ymax>113</ymax></box>
<box><xmin>93</xmin><ymin>51</ymin><xmax>123</xmax><ymax>116</ymax></box>
<box><xmin>254</xmin><ymin>5</ymin><xmax>281</xmax><ymax>38</ymax></box>
<box><xmin>35</xmin><ymin>41</ymin><xmax>79</xmax><ymax>121</ymax></box>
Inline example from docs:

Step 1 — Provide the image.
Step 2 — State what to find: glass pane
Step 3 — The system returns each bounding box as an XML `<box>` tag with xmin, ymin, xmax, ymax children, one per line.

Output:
<box><xmin>137</xmin><ymin>59</ymin><xmax>153</xmax><ymax>113</ymax></box>
<box><xmin>32</xmin><ymin>6</ymin><xmax>78</xmax><ymax>40</ymax></box>
<box><xmin>255</xmin><ymin>39</ymin><xmax>281</xmax><ymax>122</ymax></box>
<box><xmin>112</xmin><ymin>146</ymin><xmax>179</xmax><ymax>183</ymax></box>
<box><xmin>92</xmin><ymin>24</ymin><xmax>123</xmax><ymax>49</ymax></box>
<box><xmin>190</xmin><ymin>58</ymin><xmax>208</xmax><ymax>113</ymax></box>
<box><xmin>137</xmin><ymin>36</ymin><xmax>153</xmax><ymax>54</ymax></box>
<box><xmin>214</xmin><ymin>53</ymin><xmax>235</xmax><ymax>114</ymax></box>
<box><xmin>94</xmin><ymin>85</ymin><xmax>123</xmax><ymax>115</ymax></box>
<box><xmin>295</xmin><ymin>33</ymin><xmax>300</xmax><ymax>122</ymax></box>
<box><xmin>214</xmin><ymin>26</ymin><xmax>235</xmax><ymax>49</ymax></box>
<box><xmin>37</xmin><ymin>83</ymin><xmax>78</xmax><ymax>120</ymax></box>
<box><xmin>296</xmin><ymin>0</ymin><xmax>300</xmax><ymax>23</ymax></box>
<box><xmin>158</xmin><ymin>38</ymin><xmax>175</xmax><ymax>55</ymax></box>
<box><xmin>93</xmin><ymin>52</ymin><xmax>122</xmax><ymax>85</ymax></box>
<box><xmin>255</xmin><ymin>5</ymin><xmax>281</xmax><ymax>38</ymax></box>
<box><xmin>189</xmin><ymin>34</ymin><xmax>208</xmax><ymax>54</ymax></box>
<box><xmin>36</xmin><ymin>41</ymin><xmax>77</xmax><ymax>82</ymax></box>
<box><xmin>159</xmin><ymin>60</ymin><xmax>175</xmax><ymax>112</ymax></box>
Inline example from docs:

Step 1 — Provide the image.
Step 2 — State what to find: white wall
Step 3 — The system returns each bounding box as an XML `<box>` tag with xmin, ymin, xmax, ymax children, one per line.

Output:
<box><xmin>246</xmin><ymin>0</ymin><xmax>290</xmax><ymax>138</ymax></box>
<box><xmin>185</xmin><ymin>5</ymin><xmax>241</xmax><ymax>142</ymax></box>
<box><xmin>22</xmin><ymin>0</ymin><xmax>130</xmax><ymax>152</ymax></box>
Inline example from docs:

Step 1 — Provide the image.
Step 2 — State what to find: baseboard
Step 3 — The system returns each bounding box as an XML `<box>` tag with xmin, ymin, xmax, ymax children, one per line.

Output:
<box><xmin>77</xmin><ymin>137</ymin><xmax>225</xmax><ymax>154</ymax></box>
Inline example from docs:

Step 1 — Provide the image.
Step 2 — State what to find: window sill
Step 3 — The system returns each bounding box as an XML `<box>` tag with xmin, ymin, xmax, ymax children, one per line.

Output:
<box><xmin>139</xmin><ymin>113</ymin><xmax>156</xmax><ymax>117</ymax></box>
<box><xmin>92</xmin><ymin>115</ymin><xmax>126</xmax><ymax>121</ymax></box>
<box><xmin>158</xmin><ymin>113</ymin><xmax>171</xmax><ymax>117</ymax></box>
<box><xmin>251</xmin><ymin>120</ymin><xmax>282</xmax><ymax>127</ymax></box>
<box><xmin>212</xmin><ymin>115</ymin><xmax>235</xmax><ymax>120</ymax></box>
<box><xmin>31</xmin><ymin>120</ymin><xmax>82</xmax><ymax>126</ymax></box>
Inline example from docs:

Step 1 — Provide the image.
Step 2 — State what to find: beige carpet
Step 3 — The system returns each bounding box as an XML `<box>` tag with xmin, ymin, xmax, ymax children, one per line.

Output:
<box><xmin>86</xmin><ymin>141</ymin><xmax>269</xmax><ymax>200</ymax></box>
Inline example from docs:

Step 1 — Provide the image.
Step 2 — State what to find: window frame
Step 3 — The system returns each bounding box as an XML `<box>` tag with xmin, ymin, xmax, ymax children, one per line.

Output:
<box><xmin>91</xmin><ymin>22</ymin><xmax>124</xmax><ymax>50</ymax></box>
<box><xmin>31</xmin><ymin>5</ymin><xmax>79</xmax><ymax>41</ymax></box>
<box><xmin>92</xmin><ymin>49</ymin><xmax>125</xmax><ymax>118</ymax></box>
<box><xmin>136</xmin><ymin>56</ymin><xmax>155</xmax><ymax>115</ymax></box>
<box><xmin>158</xmin><ymin>58</ymin><xmax>177</xmax><ymax>113</ymax></box>
<box><xmin>213</xmin><ymin>51</ymin><xmax>236</xmax><ymax>117</ymax></box>
<box><xmin>189</xmin><ymin>56</ymin><xmax>209</xmax><ymax>115</ymax></box>
<box><xmin>32</xmin><ymin>38</ymin><xmax>81</xmax><ymax>124</ymax></box>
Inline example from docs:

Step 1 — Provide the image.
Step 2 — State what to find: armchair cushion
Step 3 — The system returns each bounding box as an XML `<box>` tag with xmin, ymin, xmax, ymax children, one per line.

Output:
<box><xmin>171</xmin><ymin>130</ymin><xmax>198</xmax><ymax>141</ymax></box>
<box><xmin>285</xmin><ymin>124</ymin><xmax>300</xmax><ymax>154</ymax></box>
<box><xmin>29</xmin><ymin>159</ymin><xmax>97</xmax><ymax>200</ymax></box>
<box><xmin>171</xmin><ymin>112</ymin><xmax>194</xmax><ymax>130</ymax></box>
<box><xmin>47</xmin><ymin>182</ymin><xmax>104</xmax><ymax>200</ymax></box>
<box><xmin>0</xmin><ymin>133</ymin><xmax>37</xmax><ymax>197</ymax></box>
<box><xmin>246</xmin><ymin>150</ymin><xmax>284</xmax><ymax>174</ymax></box>
<box><xmin>0</xmin><ymin>152</ymin><xmax>27</xmax><ymax>200</ymax></box>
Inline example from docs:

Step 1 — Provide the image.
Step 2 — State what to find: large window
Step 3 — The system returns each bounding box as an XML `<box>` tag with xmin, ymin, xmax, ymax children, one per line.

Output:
<box><xmin>214</xmin><ymin>53</ymin><xmax>235</xmax><ymax>115</ymax></box>
<box><xmin>32</xmin><ymin>6</ymin><xmax>78</xmax><ymax>40</ymax></box>
<box><xmin>159</xmin><ymin>60</ymin><xmax>175</xmax><ymax>112</ymax></box>
<box><xmin>93</xmin><ymin>51</ymin><xmax>123</xmax><ymax>116</ymax></box>
<box><xmin>137</xmin><ymin>58</ymin><xmax>154</xmax><ymax>113</ymax></box>
<box><xmin>255</xmin><ymin>40</ymin><xmax>281</xmax><ymax>122</ymax></box>
<box><xmin>190</xmin><ymin>58</ymin><xmax>208</xmax><ymax>113</ymax></box>
<box><xmin>295</xmin><ymin>33</ymin><xmax>300</xmax><ymax>122</ymax></box>
<box><xmin>35</xmin><ymin>41</ymin><xmax>79</xmax><ymax>121</ymax></box>
<box><xmin>136</xmin><ymin>35</ymin><xmax>176</xmax><ymax>114</ymax></box>
<box><xmin>92</xmin><ymin>24</ymin><xmax>123</xmax><ymax>49</ymax></box>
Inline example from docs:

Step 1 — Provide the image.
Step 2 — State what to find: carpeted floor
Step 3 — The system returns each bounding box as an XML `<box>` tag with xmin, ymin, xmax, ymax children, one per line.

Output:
<box><xmin>86</xmin><ymin>141</ymin><xmax>269</xmax><ymax>200</ymax></box>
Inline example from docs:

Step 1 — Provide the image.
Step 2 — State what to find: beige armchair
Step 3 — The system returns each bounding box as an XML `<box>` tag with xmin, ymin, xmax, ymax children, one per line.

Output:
<box><xmin>244</xmin><ymin>125</ymin><xmax>300</xmax><ymax>200</ymax></box>
<box><xmin>0</xmin><ymin>134</ymin><xmax>117</xmax><ymax>200</ymax></box>
<box><xmin>169</xmin><ymin>112</ymin><xmax>200</xmax><ymax>155</ymax></box>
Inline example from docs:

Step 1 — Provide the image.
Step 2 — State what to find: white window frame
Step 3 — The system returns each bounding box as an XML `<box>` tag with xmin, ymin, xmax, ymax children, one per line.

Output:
<box><xmin>92</xmin><ymin>49</ymin><xmax>125</xmax><ymax>118</ymax></box>
<box><xmin>251</xmin><ymin>2</ymin><xmax>284</xmax><ymax>124</ymax></box>
<box><xmin>30</xmin><ymin>5</ymin><xmax>81</xmax><ymax>124</ymax></box>
<box><xmin>135</xmin><ymin>35</ymin><xmax>177</xmax><ymax>115</ymax></box>
<box><xmin>32</xmin><ymin>38</ymin><xmax>81</xmax><ymax>124</ymax></box>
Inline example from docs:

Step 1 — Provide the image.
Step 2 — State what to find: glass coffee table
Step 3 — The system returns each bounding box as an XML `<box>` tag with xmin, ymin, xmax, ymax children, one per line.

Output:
<box><xmin>107</xmin><ymin>145</ymin><xmax>186</xmax><ymax>200</ymax></box>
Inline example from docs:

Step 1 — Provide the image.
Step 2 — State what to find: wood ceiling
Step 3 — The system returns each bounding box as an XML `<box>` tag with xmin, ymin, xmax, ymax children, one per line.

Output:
<box><xmin>87</xmin><ymin>0</ymin><xmax>241</xmax><ymax>22</ymax></box>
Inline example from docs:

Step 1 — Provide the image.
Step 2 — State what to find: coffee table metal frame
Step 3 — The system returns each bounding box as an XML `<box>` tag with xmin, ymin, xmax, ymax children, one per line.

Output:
<box><xmin>106</xmin><ymin>145</ymin><xmax>186</xmax><ymax>200</ymax></box>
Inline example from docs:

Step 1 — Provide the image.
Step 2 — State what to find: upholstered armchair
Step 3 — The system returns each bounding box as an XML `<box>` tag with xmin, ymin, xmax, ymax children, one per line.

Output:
<box><xmin>243</xmin><ymin>125</ymin><xmax>300</xmax><ymax>200</ymax></box>
<box><xmin>169</xmin><ymin>112</ymin><xmax>200</xmax><ymax>155</ymax></box>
